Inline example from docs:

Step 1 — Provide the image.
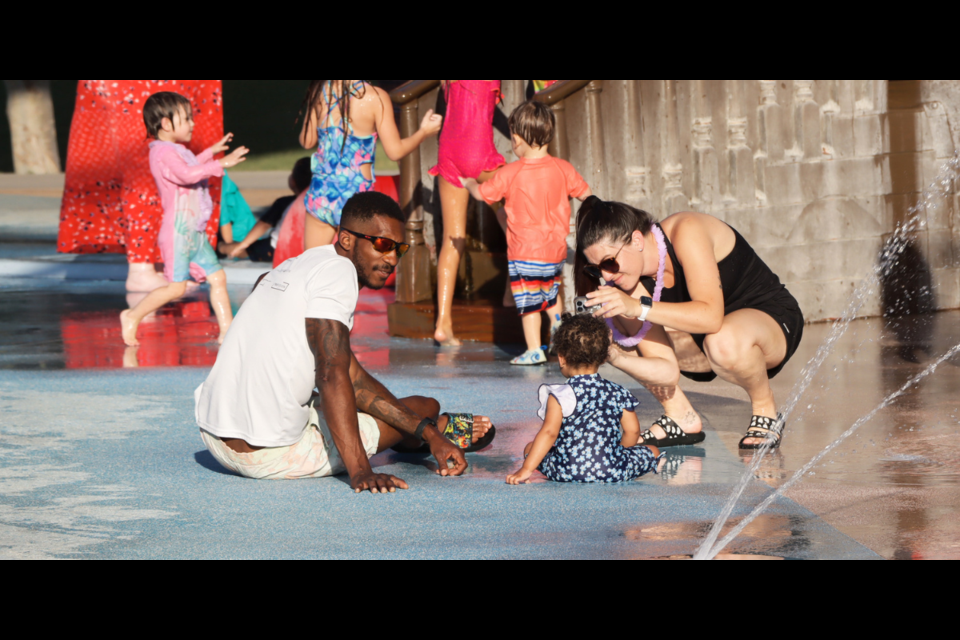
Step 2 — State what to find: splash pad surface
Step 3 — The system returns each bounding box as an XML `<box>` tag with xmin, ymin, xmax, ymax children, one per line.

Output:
<box><xmin>1</xmin><ymin>278</ymin><xmax>957</xmax><ymax>559</ymax></box>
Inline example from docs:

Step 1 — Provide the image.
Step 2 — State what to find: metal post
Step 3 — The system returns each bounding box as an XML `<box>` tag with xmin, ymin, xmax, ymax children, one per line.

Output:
<box><xmin>395</xmin><ymin>99</ymin><xmax>433</xmax><ymax>303</ymax></box>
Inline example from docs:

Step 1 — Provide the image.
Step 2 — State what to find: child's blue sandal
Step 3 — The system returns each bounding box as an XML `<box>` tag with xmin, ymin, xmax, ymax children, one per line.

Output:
<box><xmin>511</xmin><ymin>349</ymin><xmax>546</xmax><ymax>366</ymax></box>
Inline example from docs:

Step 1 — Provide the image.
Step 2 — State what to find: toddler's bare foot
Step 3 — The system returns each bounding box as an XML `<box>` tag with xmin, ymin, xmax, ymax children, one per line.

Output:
<box><xmin>120</xmin><ymin>310</ymin><xmax>140</xmax><ymax>346</ymax></box>
<box><xmin>433</xmin><ymin>325</ymin><xmax>461</xmax><ymax>347</ymax></box>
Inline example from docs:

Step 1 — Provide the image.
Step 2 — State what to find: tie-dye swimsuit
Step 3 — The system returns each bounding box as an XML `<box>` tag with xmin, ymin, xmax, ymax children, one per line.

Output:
<box><xmin>304</xmin><ymin>81</ymin><xmax>377</xmax><ymax>227</ymax></box>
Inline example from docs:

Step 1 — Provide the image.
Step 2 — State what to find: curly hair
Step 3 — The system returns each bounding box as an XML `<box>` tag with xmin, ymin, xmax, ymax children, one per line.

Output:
<box><xmin>552</xmin><ymin>313</ymin><xmax>610</xmax><ymax>368</ymax></box>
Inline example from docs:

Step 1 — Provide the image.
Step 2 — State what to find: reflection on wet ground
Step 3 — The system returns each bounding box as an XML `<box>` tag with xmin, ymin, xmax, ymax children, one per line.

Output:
<box><xmin>1</xmin><ymin>278</ymin><xmax>957</xmax><ymax>558</ymax></box>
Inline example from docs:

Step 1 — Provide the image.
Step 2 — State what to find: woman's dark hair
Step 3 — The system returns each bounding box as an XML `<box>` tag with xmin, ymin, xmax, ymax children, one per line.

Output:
<box><xmin>298</xmin><ymin>80</ymin><xmax>374</xmax><ymax>156</ymax></box>
<box><xmin>574</xmin><ymin>196</ymin><xmax>656</xmax><ymax>296</ymax></box>
<box><xmin>552</xmin><ymin>313</ymin><xmax>610</xmax><ymax>369</ymax></box>
<box><xmin>143</xmin><ymin>91</ymin><xmax>192</xmax><ymax>139</ymax></box>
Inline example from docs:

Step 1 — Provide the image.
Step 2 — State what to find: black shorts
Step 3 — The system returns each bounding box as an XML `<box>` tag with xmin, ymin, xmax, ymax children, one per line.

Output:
<box><xmin>681</xmin><ymin>288</ymin><xmax>804</xmax><ymax>382</ymax></box>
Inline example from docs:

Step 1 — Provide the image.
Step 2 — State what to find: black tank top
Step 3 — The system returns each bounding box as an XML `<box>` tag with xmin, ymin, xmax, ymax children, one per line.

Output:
<box><xmin>645</xmin><ymin>222</ymin><xmax>786</xmax><ymax>322</ymax></box>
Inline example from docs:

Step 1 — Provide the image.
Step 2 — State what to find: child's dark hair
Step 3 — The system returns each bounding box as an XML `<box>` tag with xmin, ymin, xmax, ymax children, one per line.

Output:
<box><xmin>509</xmin><ymin>100</ymin><xmax>555</xmax><ymax>148</ymax></box>
<box><xmin>553</xmin><ymin>313</ymin><xmax>610</xmax><ymax>369</ymax></box>
<box><xmin>291</xmin><ymin>157</ymin><xmax>312</xmax><ymax>193</ymax></box>
<box><xmin>143</xmin><ymin>92</ymin><xmax>192</xmax><ymax>139</ymax></box>
<box><xmin>340</xmin><ymin>191</ymin><xmax>403</xmax><ymax>228</ymax></box>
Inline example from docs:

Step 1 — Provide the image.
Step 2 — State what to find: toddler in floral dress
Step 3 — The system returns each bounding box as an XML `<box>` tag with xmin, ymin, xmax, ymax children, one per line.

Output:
<box><xmin>506</xmin><ymin>314</ymin><xmax>663</xmax><ymax>484</ymax></box>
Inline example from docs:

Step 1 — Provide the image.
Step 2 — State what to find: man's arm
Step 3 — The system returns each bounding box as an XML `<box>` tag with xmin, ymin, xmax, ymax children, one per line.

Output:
<box><xmin>306</xmin><ymin>318</ymin><xmax>407</xmax><ymax>493</ymax></box>
<box><xmin>348</xmin><ymin>351</ymin><xmax>468</xmax><ymax>476</ymax></box>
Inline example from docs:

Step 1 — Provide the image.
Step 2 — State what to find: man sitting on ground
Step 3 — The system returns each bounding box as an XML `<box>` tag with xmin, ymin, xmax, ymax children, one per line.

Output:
<box><xmin>195</xmin><ymin>192</ymin><xmax>492</xmax><ymax>493</ymax></box>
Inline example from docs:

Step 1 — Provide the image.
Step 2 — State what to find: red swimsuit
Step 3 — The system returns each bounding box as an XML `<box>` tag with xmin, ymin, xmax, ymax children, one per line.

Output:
<box><xmin>428</xmin><ymin>80</ymin><xmax>505</xmax><ymax>188</ymax></box>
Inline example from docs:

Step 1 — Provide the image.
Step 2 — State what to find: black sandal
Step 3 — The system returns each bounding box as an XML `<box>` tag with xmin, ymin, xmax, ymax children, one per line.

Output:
<box><xmin>738</xmin><ymin>414</ymin><xmax>785</xmax><ymax>450</ymax></box>
<box><xmin>641</xmin><ymin>415</ymin><xmax>706</xmax><ymax>448</ymax></box>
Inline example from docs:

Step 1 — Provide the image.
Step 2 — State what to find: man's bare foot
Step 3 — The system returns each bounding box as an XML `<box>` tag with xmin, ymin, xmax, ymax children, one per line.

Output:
<box><xmin>126</xmin><ymin>264</ymin><xmax>170</xmax><ymax>293</ymax></box>
<box><xmin>433</xmin><ymin>325</ymin><xmax>461</xmax><ymax>346</ymax></box>
<box><xmin>648</xmin><ymin>409</ymin><xmax>702</xmax><ymax>440</ymax></box>
<box><xmin>120</xmin><ymin>310</ymin><xmax>140</xmax><ymax>346</ymax></box>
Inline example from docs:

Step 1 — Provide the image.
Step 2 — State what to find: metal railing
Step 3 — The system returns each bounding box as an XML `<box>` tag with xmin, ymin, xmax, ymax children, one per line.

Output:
<box><xmin>388</xmin><ymin>80</ymin><xmax>598</xmax><ymax>304</ymax></box>
<box><xmin>389</xmin><ymin>81</ymin><xmax>441</xmax><ymax>303</ymax></box>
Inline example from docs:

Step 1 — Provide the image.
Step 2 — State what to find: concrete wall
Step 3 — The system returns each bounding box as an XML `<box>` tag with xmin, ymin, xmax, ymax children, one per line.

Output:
<box><xmin>411</xmin><ymin>80</ymin><xmax>960</xmax><ymax>322</ymax></box>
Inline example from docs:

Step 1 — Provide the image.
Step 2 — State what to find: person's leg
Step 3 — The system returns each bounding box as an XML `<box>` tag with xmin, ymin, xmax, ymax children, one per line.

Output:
<box><xmin>544</xmin><ymin>297</ymin><xmax>562</xmax><ymax>346</ymax></box>
<box><xmin>434</xmin><ymin>176</ymin><xmax>469</xmax><ymax>345</ymax></box>
<box><xmin>120</xmin><ymin>280</ymin><xmax>189</xmax><ymax>346</ymax></box>
<box><xmin>305</xmin><ymin>214</ymin><xmax>337</xmax><ymax>249</ymax></box>
<box><xmin>643</xmin><ymin>383</ymin><xmax>703</xmax><ymax>436</ymax></box>
<box><xmin>521</xmin><ymin>312</ymin><xmax>542</xmax><ymax>352</ymax></box>
<box><xmin>702</xmin><ymin>308</ymin><xmax>788</xmax><ymax>446</ymax></box>
<box><xmin>126</xmin><ymin>262</ymin><xmax>170</xmax><ymax>293</ymax></box>
<box><xmin>371</xmin><ymin>395</ymin><xmax>493</xmax><ymax>452</ymax></box>
<box><xmin>205</xmin><ymin>269</ymin><xmax>234</xmax><ymax>344</ymax></box>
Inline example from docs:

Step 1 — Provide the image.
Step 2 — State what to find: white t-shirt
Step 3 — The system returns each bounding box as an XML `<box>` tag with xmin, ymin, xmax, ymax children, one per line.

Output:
<box><xmin>195</xmin><ymin>245</ymin><xmax>359</xmax><ymax>447</ymax></box>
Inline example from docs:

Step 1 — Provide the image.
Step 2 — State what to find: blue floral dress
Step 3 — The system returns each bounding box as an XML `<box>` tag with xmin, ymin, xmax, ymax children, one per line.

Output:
<box><xmin>304</xmin><ymin>81</ymin><xmax>377</xmax><ymax>227</ymax></box>
<box><xmin>537</xmin><ymin>374</ymin><xmax>662</xmax><ymax>483</ymax></box>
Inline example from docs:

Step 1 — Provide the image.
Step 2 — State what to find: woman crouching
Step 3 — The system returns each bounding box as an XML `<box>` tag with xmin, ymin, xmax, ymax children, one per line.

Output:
<box><xmin>575</xmin><ymin>197</ymin><xmax>804</xmax><ymax>450</ymax></box>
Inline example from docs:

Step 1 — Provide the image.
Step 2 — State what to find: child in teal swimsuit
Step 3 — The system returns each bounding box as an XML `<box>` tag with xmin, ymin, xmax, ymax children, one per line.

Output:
<box><xmin>297</xmin><ymin>80</ymin><xmax>442</xmax><ymax>248</ymax></box>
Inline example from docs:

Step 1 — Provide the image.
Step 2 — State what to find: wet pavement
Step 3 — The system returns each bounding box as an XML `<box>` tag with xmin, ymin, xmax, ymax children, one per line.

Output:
<box><xmin>1</xmin><ymin>273</ymin><xmax>957</xmax><ymax>558</ymax></box>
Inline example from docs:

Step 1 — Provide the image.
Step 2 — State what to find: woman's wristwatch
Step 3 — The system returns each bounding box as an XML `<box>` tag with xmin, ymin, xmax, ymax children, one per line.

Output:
<box><xmin>638</xmin><ymin>296</ymin><xmax>653</xmax><ymax>322</ymax></box>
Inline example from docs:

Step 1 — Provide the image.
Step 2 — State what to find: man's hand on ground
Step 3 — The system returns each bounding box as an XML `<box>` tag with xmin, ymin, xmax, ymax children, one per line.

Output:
<box><xmin>425</xmin><ymin>429</ymin><xmax>467</xmax><ymax>477</ymax></box>
<box><xmin>351</xmin><ymin>471</ymin><xmax>409</xmax><ymax>494</ymax></box>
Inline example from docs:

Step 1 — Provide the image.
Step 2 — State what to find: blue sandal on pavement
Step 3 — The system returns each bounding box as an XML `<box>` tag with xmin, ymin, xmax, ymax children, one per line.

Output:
<box><xmin>511</xmin><ymin>349</ymin><xmax>546</xmax><ymax>365</ymax></box>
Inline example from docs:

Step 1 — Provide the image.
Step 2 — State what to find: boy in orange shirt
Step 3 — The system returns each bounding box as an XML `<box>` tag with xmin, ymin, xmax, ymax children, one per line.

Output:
<box><xmin>463</xmin><ymin>101</ymin><xmax>591</xmax><ymax>365</ymax></box>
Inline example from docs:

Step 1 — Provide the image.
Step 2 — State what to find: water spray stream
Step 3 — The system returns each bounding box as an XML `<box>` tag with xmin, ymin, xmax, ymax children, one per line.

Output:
<box><xmin>697</xmin><ymin>340</ymin><xmax>960</xmax><ymax>560</ymax></box>
<box><xmin>693</xmin><ymin>154</ymin><xmax>960</xmax><ymax>560</ymax></box>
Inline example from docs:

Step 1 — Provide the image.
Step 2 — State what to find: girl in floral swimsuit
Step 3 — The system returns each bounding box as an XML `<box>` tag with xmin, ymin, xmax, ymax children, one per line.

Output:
<box><xmin>298</xmin><ymin>80</ymin><xmax>442</xmax><ymax>249</ymax></box>
<box><xmin>506</xmin><ymin>314</ymin><xmax>663</xmax><ymax>485</ymax></box>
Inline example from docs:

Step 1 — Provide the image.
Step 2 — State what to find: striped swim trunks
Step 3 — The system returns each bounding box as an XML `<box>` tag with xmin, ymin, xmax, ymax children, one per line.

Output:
<box><xmin>509</xmin><ymin>259</ymin><xmax>564</xmax><ymax>316</ymax></box>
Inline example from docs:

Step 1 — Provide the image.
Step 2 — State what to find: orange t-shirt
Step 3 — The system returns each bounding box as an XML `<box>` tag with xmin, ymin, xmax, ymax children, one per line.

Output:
<box><xmin>478</xmin><ymin>156</ymin><xmax>589</xmax><ymax>263</ymax></box>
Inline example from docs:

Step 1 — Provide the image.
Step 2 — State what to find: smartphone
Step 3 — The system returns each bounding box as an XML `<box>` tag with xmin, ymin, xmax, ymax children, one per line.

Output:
<box><xmin>574</xmin><ymin>296</ymin><xmax>602</xmax><ymax>315</ymax></box>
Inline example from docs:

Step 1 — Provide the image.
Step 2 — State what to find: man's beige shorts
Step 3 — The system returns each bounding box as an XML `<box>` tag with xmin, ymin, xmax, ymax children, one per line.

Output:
<box><xmin>200</xmin><ymin>407</ymin><xmax>381</xmax><ymax>480</ymax></box>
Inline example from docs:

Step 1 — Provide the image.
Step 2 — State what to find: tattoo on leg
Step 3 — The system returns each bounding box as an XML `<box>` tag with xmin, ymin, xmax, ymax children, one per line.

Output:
<box><xmin>644</xmin><ymin>384</ymin><xmax>677</xmax><ymax>403</ymax></box>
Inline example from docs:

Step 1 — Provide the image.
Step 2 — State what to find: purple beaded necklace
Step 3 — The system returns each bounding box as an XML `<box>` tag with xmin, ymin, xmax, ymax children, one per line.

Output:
<box><xmin>606</xmin><ymin>224</ymin><xmax>667</xmax><ymax>347</ymax></box>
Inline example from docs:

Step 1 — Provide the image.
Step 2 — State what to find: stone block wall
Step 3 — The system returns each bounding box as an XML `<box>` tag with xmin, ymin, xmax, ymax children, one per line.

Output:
<box><xmin>409</xmin><ymin>80</ymin><xmax>960</xmax><ymax>322</ymax></box>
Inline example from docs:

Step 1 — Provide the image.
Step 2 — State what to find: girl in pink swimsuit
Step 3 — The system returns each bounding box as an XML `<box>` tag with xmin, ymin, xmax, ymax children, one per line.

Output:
<box><xmin>430</xmin><ymin>80</ymin><xmax>506</xmax><ymax>345</ymax></box>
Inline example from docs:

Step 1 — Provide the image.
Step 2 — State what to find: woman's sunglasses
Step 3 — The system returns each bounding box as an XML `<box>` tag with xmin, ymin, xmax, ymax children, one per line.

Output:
<box><xmin>583</xmin><ymin>242</ymin><xmax>628</xmax><ymax>280</ymax></box>
<box><xmin>340</xmin><ymin>228</ymin><xmax>410</xmax><ymax>258</ymax></box>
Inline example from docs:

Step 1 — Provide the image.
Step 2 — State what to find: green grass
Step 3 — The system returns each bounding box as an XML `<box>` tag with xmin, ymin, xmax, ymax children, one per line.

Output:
<box><xmin>232</xmin><ymin>141</ymin><xmax>399</xmax><ymax>174</ymax></box>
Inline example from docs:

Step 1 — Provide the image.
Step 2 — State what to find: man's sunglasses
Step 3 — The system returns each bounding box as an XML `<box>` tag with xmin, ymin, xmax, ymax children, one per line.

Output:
<box><xmin>583</xmin><ymin>242</ymin><xmax>628</xmax><ymax>279</ymax></box>
<box><xmin>340</xmin><ymin>228</ymin><xmax>410</xmax><ymax>258</ymax></box>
